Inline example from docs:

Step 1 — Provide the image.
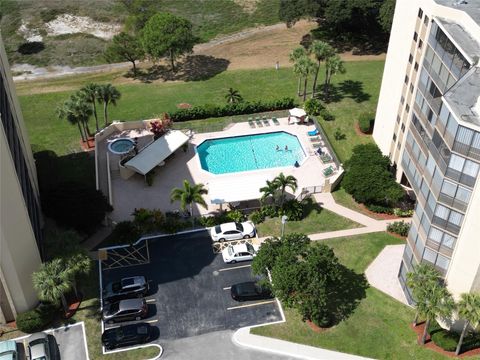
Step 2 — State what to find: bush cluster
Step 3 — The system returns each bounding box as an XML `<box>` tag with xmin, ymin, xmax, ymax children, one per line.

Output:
<box><xmin>366</xmin><ymin>204</ymin><xmax>394</xmax><ymax>214</ymax></box>
<box><xmin>16</xmin><ymin>304</ymin><xmax>57</xmax><ymax>333</ymax></box>
<box><xmin>342</xmin><ymin>144</ymin><xmax>405</xmax><ymax>207</ymax></box>
<box><xmin>169</xmin><ymin>97</ymin><xmax>296</xmax><ymax>122</ymax></box>
<box><xmin>304</xmin><ymin>99</ymin><xmax>324</xmax><ymax>116</ymax></box>
<box><xmin>358</xmin><ymin>112</ymin><xmax>374</xmax><ymax>133</ymax></box>
<box><xmin>197</xmin><ymin>210</ymin><xmax>246</xmax><ymax>227</ymax></box>
<box><xmin>320</xmin><ymin>109</ymin><xmax>335</xmax><ymax>121</ymax></box>
<box><xmin>431</xmin><ymin>329</ymin><xmax>459</xmax><ymax>352</ymax></box>
<box><xmin>387</xmin><ymin>221</ymin><xmax>410</xmax><ymax>237</ymax></box>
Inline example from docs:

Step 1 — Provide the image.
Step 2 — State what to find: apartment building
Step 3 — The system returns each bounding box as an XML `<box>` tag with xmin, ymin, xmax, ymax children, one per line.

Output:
<box><xmin>373</xmin><ymin>0</ymin><xmax>480</xmax><ymax>302</ymax></box>
<box><xmin>0</xmin><ymin>37</ymin><xmax>43</xmax><ymax>323</ymax></box>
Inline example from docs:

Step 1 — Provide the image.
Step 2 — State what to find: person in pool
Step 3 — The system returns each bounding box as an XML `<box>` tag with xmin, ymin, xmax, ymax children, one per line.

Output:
<box><xmin>285</xmin><ymin>145</ymin><xmax>289</xmax><ymax>151</ymax></box>
<box><xmin>276</xmin><ymin>145</ymin><xmax>280</xmax><ymax>151</ymax></box>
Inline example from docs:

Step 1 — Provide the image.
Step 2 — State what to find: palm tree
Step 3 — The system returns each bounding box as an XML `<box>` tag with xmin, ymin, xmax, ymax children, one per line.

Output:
<box><xmin>294</xmin><ymin>55</ymin><xmax>316</xmax><ymax>101</ymax></box>
<box><xmin>260</xmin><ymin>180</ymin><xmax>279</xmax><ymax>205</ymax></box>
<box><xmin>32</xmin><ymin>259</ymin><xmax>72</xmax><ymax>313</ymax></box>
<box><xmin>309</xmin><ymin>40</ymin><xmax>334</xmax><ymax>99</ymax></box>
<box><xmin>80</xmin><ymin>83</ymin><xmax>100</xmax><ymax>132</ymax></box>
<box><xmin>289</xmin><ymin>47</ymin><xmax>308</xmax><ymax>96</ymax></box>
<box><xmin>170</xmin><ymin>180</ymin><xmax>208</xmax><ymax>227</ymax></box>
<box><xmin>57</xmin><ymin>94</ymin><xmax>93</xmax><ymax>143</ymax></box>
<box><xmin>65</xmin><ymin>252</ymin><xmax>92</xmax><ymax>300</ymax></box>
<box><xmin>273</xmin><ymin>173</ymin><xmax>297</xmax><ymax>208</ymax></box>
<box><xmin>225</xmin><ymin>88</ymin><xmax>243</xmax><ymax>104</ymax></box>
<box><xmin>406</xmin><ymin>263</ymin><xmax>441</xmax><ymax>326</ymax></box>
<box><xmin>96</xmin><ymin>84</ymin><xmax>121</xmax><ymax>127</ymax></box>
<box><xmin>324</xmin><ymin>54</ymin><xmax>346</xmax><ymax>100</ymax></box>
<box><xmin>455</xmin><ymin>292</ymin><xmax>480</xmax><ymax>355</ymax></box>
<box><xmin>416</xmin><ymin>281</ymin><xmax>455</xmax><ymax>345</ymax></box>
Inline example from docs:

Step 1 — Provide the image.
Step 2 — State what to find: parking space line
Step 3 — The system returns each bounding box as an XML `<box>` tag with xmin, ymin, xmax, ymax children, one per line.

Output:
<box><xmin>223</xmin><ymin>286</ymin><xmax>231</xmax><ymax>290</ymax></box>
<box><xmin>227</xmin><ymin>300</ymin><xmax>275</xmax><ymax>310</ymax></box>
<box><xmin>146</xmin><ymin>298</ymin><xmax>156</xmax><ymax>303</ymax></box>
<box><xmin>218</xmin><ymin>264</ymin><xmax>251</xmax><ymax>272</ymax></box>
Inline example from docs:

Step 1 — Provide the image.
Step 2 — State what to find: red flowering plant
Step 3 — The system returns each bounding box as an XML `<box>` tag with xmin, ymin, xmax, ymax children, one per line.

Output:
<box><xmin>150</xmin><ymin>114</ymin><xmax>172</xmax><ymax>139</ymax></box>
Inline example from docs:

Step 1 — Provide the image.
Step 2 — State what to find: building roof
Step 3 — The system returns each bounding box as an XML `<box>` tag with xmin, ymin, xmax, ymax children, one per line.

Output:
<box><xmin>436</xmin><ymin>17</ymin><xmax>480</xmax><ymax>62</ymax></box>
<box><xmin>124</xmin><ymin>130</ymin><xmax>189</xmax><ymax>176</ymax></box>
<box><xmin>208</xmin><ymin>173</ymin><xmax>274</xmax><ymax>204</ymax></box>
<box><xmin>444</xmin><ymin>67</ymin><xmax>480</xmax><ymax>127</ymax></box>
<box><xmin>434</xmin><ymin>0</ymin><xmax>480</xmax><ymax>25</ymax></box>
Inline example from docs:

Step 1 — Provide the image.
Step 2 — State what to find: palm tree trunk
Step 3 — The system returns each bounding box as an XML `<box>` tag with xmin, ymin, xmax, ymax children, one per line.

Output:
<box><xmin>77</xmin><ymin>122</ymin><xmax>86</xmax><ymax>142</ymax></box>
<box><xmin>60</xmin><ymin>293</ymin><xmax>69</xmax><ymax>314</ymax></box>
<box><xmin>169</xmin><ymin>49</ymin><xmax>175</xmax><ymax>72</ymax></box>
<box><xmin>92</xmin><ymin>98</ymin><xmax>99</xmax><ymax>132</ymax></box>
<box><xmin>413</xmin><ymin>312</ymin><xmax>419</xmax><ymax>326</ymax></box>
<box><xmin>80</xmin><ymin>122</ymin><xmax>89</xmax><ymax>143</ymax></box>
<box><xmin>421</xmin><ymin>318</ymin><xmax>430</xmax><ymax>345</ymax></box>
<box><xmin>104</xmin><ymin>101</ymin><xmax>108</xmax><ymax>127</ymax></box>
<box><xmin>190</xmin><ymin>203</ymin><xmax>194</xmax><ymax>228</ymax></box>
<box><xmin>303</xmin><ymin>77</ymin><xmax>308</xmax><ymax>102</ymax></box>
<box><xmin>297</xmin><ymin>77</ymin><xmax>301</xmax><ymax>96</ymax></box>
<box><xmin>455</xmin><ymin>321</ymin><xmax>469</xmax><ymax>355</ymax></box>
<box><xmin>312</xmin><ymin>62</ymin><xmax>320</xmax><ymax>99</ymax></box>
<box><xmin>72</xmin><ymin>278</ymin><xmax>79</xmax><ymax>300</ymax></box>
<box><xmin>324</xmin><ymin>67</ymin><xmax>329</xmax><ymax>96</ymax></box>
<box><xmin>85</xmin><ymin>122</ymin><xmax>93</xmax><ymax>138</ymax></box>
<box><xmin>280</xmin><ymin>188</ymin><xmax>285</xmax><ymax>208</ymax></box>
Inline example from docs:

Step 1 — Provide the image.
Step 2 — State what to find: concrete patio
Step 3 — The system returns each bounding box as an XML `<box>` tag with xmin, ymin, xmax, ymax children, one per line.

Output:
<box><xmin>95</xmin><ymin>117</ymin><xmax>342</xmax><ymax>222</ymax></box>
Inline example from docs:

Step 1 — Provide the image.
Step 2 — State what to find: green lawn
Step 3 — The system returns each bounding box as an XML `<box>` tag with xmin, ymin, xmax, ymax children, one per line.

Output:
<box><xmin>256</xmin><ymin>201</ymin><xmax>362</xmax><ymax>238</ymax></box>
<box><xmin>331</xmin><ymin>186</ymin><xmax>385</xmax><ymax>220</ymax></box>
<box><xmin>17</xmin><ymin>61</ymin><xmax>384</xmax><ymax>156</ymax></box>
<box><xmin>251</xmin><ymin>232</ymin><xmax>456</xmax><ymax>360</ymax></box>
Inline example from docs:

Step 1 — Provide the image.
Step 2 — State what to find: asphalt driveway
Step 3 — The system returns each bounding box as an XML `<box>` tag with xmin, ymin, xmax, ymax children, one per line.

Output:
<box><xmin>101</xmin><ymin>230</ymin><xmax>283</xmax><ymax>340</ymax></box>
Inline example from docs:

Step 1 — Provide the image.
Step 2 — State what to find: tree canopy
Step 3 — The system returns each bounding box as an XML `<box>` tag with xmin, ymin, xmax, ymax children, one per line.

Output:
<box><xmin>105</xmin><ymin>32</ymin><xmax>145</xmax><ymax>75</ymax></box>
<box><xmin>342</xmin><ymin>144</ymin><xmax>404</xmax><ymax>206</ymax></box>
<box><xmin>142</xmin><ymin>12</ymin><xmax>197</xmax><ymax>72</ymax></box>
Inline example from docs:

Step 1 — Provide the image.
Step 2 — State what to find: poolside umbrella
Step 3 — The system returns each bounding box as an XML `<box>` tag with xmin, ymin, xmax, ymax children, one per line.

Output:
<box><xmin>289</xmin><ymin>108</ymin><xmax>307</xmax><ymax>118</ymax></box>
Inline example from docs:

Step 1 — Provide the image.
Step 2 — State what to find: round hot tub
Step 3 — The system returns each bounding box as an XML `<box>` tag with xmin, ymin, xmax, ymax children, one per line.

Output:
<box><xmin>108</xmin><ymin>138</ymin><xmax>135</xmax><ymax>155</ymax></box>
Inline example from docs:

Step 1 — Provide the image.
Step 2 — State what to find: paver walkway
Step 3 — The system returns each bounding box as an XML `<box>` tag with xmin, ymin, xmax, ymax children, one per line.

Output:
<box><xmin>365</xmin><ymin>244</ymin><xmax>409</xmax><ymax>305</ymax></box>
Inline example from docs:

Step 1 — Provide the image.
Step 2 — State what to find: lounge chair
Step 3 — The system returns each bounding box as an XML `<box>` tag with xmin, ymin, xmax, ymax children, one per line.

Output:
<box><xmin>255</xmin><ymin>116</ymin><xmax>263</xmax><ymax>127</ymax></box>
<box><xmin>320</xmin><ymin>154</ymin><xmax>333</xmax><ymax>163</ymax></box>
<box><xmin>263</xmin><ymin>118</ymin><xmax>270</xmax><ymax>126</ymax></box>
<box><xmin>272</xmin><ymin>117</ymin><xmax>280</xmax><ymax>125</ymax></box>
<box><xmin>312</xmin><ymin>143</ymin><xmax>322</xmax><ymax>149</ymax></box>
<box><xmin>309</xmin><ymin>136</ymin><xmax>321</xmax><ymax>142</ymax></box>
<box><xmin>323</xmin><ymin>166</ymin><xmax>334</xmax><ymax>177</ymax></box>
<box><xmin>248</xmin><ymin>119</ymin><xmax>255</xmax><ymax>128</ymax></box>
<box><xmin>308</xmin><ymin>129</ymin><xmax>319</xmax><ymax>136</ymax></box>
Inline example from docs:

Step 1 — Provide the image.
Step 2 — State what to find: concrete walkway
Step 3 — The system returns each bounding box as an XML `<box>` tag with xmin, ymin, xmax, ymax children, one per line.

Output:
<box><xmin>233</xmin><ymin>327</ymin><xmax>373</xmax><ymax>360</ymax></box>
<box><xmin>365</xmin><ymin>244</ymin><xmax>409</xmax><ymax>306</ymax></box>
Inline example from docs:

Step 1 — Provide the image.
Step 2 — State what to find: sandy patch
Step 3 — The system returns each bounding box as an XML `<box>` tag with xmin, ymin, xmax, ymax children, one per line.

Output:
<box><xmin>18</xmin><ymin>20</ymin><xmax>43</xmax><ymax>42</ymax></box>
<box><xmin>233</xmin><ymin>0</ymin><xmax>258</xmax><ymax>14</ymax></box>
<box><xmin>45</xmin><ymin>14</ymin><xmax>121</xmax><ymax>40</ymax></box>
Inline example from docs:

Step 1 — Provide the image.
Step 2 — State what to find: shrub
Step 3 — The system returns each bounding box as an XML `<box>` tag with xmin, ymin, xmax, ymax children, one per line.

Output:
<box><xmin>319</xmin><ymin>109</ymin><xmax>335</xmax><ymax>121</ymax></box>
<box><xmin>393</xmin><ymin>208</ymin><xmax>414</xmax><ymax>217</ymax></box>
<box><xmin>334</xmin><ymin>128</ymin><xmax>346</xmax><ymax>140</ymax></box>
<box><xmin>358</xmin><ymin>112</ymin><xmax>374</xmax><ymax>133</ymax></box>
<box><xmin>431</xmin><ymin>329</ymin><xmax>459</xmax><ymax>352</ymax></box>
<box><xmin>366</xmin><ymin>204</ymin><xmax>394</xmax><ymax>214</ymax></box>
<box><xmin>42</xmin><ymin>181</ymin><xmax>113</xmax><ymax>235</ymax></box>
<box><xmin>16</xmin><ymin>305</ymin><xmax>56</xmax><ymax>333</ymax></box>
<box><xmin>249</xmin><ymin>210</ymin><xmax>265</xmax><ymax>224</ymax></box>
<box><xmin>169</xmin><ymin>97</ymin><xmax>296</xmax><ymax>122</ymax></box>
<box><xmin>279</xmin><ymin>199</ymin><xmax>304</xmax><ymax>221</ymax></box>
<box><xmin>198</xmin><ymin>215</ymin><xmax>219</xmax><ymax>227</ymax></box>
<box><xmin>110</xmin><ymin>221</ymin><xmax>142</xmax><ymax>245</ymax></box>
<box><xmin>145</xmin><ymin>170</ymin><xmax>155</xmax><ymax>186</ymax></box>
<box><xmin>226</xmin><ymin>209</ymin><xmax>245</xmax><ymax>223</ymax></box>
<box><xmin>17</xmin><ymin>42</ymin><xmax>45</xmax><ymax>55</ymax></box>
<box><xmin>387</xmin><ymin>221</ymin><xmax>410</xmax><ymax>237</ymax></box>
<box><xmin>304</xmin><ymin>99</ymin><xmax>324</xmax><ymax>116</ymax></box>
<box><xmin>261</xmin><ymin>205</ymin><xmax>278</xmax><ymax>218</ymax></box>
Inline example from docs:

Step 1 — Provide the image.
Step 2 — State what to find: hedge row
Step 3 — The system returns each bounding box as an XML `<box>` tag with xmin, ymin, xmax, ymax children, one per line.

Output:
<box><xmin>169</xmin><ymin>97</ymin><xmax>296</xmax><ymax>122</ymax></box>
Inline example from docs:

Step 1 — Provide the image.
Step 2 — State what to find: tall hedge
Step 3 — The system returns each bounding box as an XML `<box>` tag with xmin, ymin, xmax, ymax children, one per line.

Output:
<box><xmin>342</xmin><ymin>144</ymin><xmax>404</xmax><ymax>206</ymax></box>
<box><xmin>169</xmin><ymin>97</ymin><xmax>296</xmax><ymax>122</ymax></box>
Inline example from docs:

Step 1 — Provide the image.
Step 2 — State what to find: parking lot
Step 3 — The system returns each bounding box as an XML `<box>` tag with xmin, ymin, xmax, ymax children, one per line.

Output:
<box><xmin>100</xmin><ymin>230</ymin><xmax>283</xmax><ymax>341</ymax></box>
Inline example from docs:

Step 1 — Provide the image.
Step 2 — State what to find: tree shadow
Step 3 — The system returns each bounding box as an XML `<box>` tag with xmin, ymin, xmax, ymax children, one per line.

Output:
<box><xmin>133</xmin><ymin>55</ymin><xmax>230</xmax><ymax>83</ymax></box>
<box><xmin>316</xmin><ymin>80</ymin><xmax>370</xmax><ymax>104</ymax></box>
<box><xmin>327</xmin><ymin>265</ymin><xmax>369</xmax><ymax>325</ymax></box>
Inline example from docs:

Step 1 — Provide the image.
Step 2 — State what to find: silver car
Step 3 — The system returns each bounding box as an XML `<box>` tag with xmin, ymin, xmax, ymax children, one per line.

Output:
<box><xmin>28</xmin><ymin>332</ymin><xmax>53</xmax><ymax>360</ymax></box>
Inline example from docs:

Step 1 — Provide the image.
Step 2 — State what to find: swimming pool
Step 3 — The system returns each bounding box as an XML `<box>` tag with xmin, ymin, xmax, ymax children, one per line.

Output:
<box><xmin>197</xmin><ymin>131</ymin><xmax>305</xmax><ymax>174</ymax></box>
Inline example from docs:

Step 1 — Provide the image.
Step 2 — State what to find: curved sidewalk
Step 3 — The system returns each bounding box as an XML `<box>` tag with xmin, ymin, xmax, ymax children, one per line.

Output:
<box><xmin>233</xmin><ymin>327</ymin><xmax>373</xmax><ymax>360</ymax></box>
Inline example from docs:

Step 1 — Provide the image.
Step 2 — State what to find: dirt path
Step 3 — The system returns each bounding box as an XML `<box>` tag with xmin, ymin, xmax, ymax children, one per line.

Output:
<box><xmin>14</xmin><ymin>20</ymin><xmax>385</xmax><ymax>90</ymax></box>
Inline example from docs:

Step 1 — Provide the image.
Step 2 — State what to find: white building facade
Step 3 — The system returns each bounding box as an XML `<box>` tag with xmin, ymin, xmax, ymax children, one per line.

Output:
<box><xmin>373</xmin><ymin>0</ymin><xmax>480</xmax><ymax>302</ymax></box>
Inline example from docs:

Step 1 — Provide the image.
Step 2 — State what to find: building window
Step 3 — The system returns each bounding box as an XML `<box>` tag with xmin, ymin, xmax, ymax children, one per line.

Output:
<box><xmin>424</xmin><ymin>15</ymin><xmax>429</xmax><ymax>25</ymax></box>
<box><xmin>397</xmin><ymin>142</ymin><xmax>401</xmax><ymax>150</ymax></box>
<box><xmin>401</xmin><ymin>123</ymin><xmax>406</xmax><ymax>133</ymax></box>
<box><xmin>418</xmin><ymin>8</ymin><xmax>423</xmax><ymax>18</ymax></box>
<box><xmin>397</xmin><ymin>115</ymin><xmax>401</xmax><ymax>124</ymax></box>
<box><xmin>406</xmin><ymin>104</ymin><xmax>410</xmax><ymax>113</ymax></box>
<box><xmin>401</xmin><ymin>95</ymin><xmax>405</xmax><ymax>105</ymax></box>
<box><xmin>418</xmin><ymin>39</ymin><xmax>423</xmax><ymax>49</ymax></box>
<box><xmin>405</xmin><ymin>75</ymin><xmax>409</xmax><ymax>84</ymax></box>
<box><xmin>393</xmin><ymin>133</ymin><xmax>397</xmax><ymax>141</ymax></box>
<box><xmin>414</xmin><ymin>32</ymin><xmax>418</xmax><ymax>42</ymax></box>
<box><xmin>414</xmin><ymin>62</ymin><xmax>419</xmax><ymax>71</ymax></box>
<box><xmin>409</xmin><ymin>54</ymin><xmax>414</xmax><ymax>64</ymax></box>
<box><xmin>410</xmin><ymin>84</ymin><xmax>414</xmax><ymax>93</ymax></box>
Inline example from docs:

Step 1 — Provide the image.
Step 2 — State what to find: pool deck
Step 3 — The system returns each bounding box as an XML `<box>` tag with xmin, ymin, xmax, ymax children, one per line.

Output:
<box><xmin>98</xmin><ymin>117</ymin><xmax>341</xmax><ymax>222</ymax></box>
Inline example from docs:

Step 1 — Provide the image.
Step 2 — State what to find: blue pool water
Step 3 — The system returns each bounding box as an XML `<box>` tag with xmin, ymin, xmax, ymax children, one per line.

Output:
<box><xmin>197</xmin><ymin>131</ymin><xmax>305</xmax><ymax>174</ymax></box>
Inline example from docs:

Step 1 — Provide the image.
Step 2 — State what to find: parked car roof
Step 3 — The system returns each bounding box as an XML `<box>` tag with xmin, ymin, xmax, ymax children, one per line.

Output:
<box><xmin>0</xmin><ymin>340</ymin><xmax>17</xmax><ymax>360</ymax></box>
<box><xmin>118</xmin><ymin>298</ymin><xmax>145</xmax><ymax>311</ymax></box>
<box><xmin>28</xmin><ymin>332</ymin><xmax>49</xmax><ymax>360</ymax></box>
<box><xmin>120</xmin><ymin>276</ymin><xmax>146</xmax><ymax>288</ymax></box>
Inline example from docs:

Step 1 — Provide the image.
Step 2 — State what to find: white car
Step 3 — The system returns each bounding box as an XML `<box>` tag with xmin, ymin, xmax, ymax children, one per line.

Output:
<box><xmin>210</xmin><ymin>221</ymin><xmax>256</xmax><ymax>242</ymax></box>
<box><xmin>222</xmin><ymin>243</ymin><xmax>258</xmax><ymax>264</ymax></box>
